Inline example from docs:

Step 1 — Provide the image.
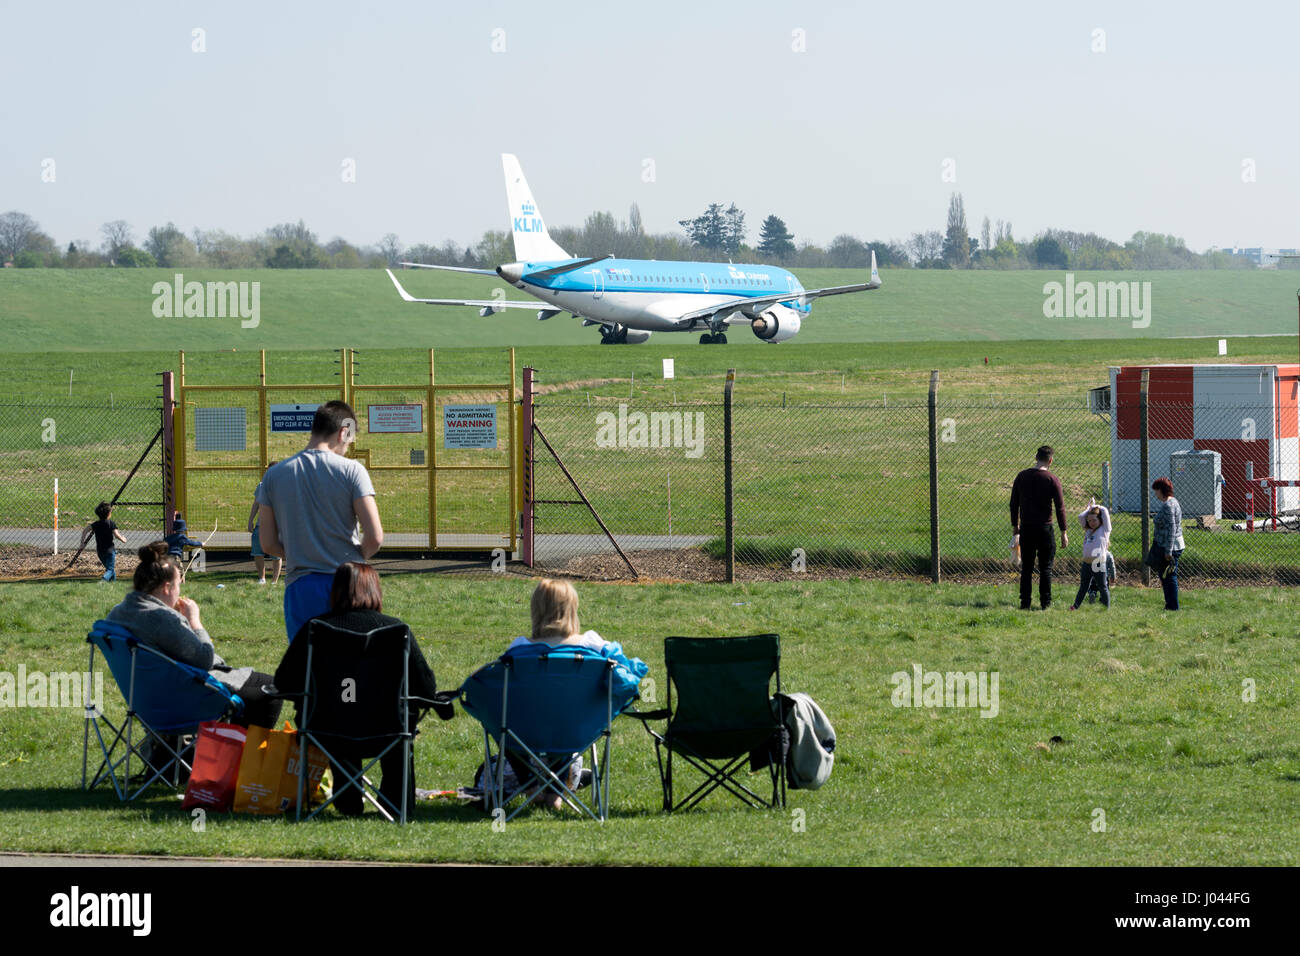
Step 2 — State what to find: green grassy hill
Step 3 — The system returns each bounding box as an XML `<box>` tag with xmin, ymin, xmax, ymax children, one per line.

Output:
<box><xmin>2</xmin><ymin>267</ymin><xmax>1298</xmax><ymax>353</ymax></box>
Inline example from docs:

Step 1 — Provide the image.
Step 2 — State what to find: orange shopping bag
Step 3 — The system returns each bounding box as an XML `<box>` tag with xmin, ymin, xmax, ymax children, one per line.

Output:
<box><xmin>233</xmin><ymin>722</ymin><xmax>328</xmax><ymax>815</ymax></box>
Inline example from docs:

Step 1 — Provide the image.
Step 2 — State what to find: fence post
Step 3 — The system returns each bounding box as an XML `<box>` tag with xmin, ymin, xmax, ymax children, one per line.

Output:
<box><xmin>162</xmin><ymin>371</ymin><xmax>176</xmax><ymax>534</ymax></box>
<box><xmin>1140</xmin><ymin>368</ymin><xmax>1150</xmax><ymax>586</ymax></box>
<box><xmin>724</xmin><ymin>368</ymin><xmax>735</xmax><ymax>584</ymax></box>
<box><xmin>522</xmin><ymin>367</ymin><xmax>535</xmax><ymax>567</ymax></box>
<box><xmin>928</xmin><ymin>370</ymin><xmax>940</xmax><ymax>583</ymax></box>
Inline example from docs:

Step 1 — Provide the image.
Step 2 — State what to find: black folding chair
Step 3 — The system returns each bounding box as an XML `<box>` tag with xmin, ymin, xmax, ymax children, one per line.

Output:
<box><xmin>286</xmin><ymin>620</ymin><xmax>438</xmax><ymax>824</ymax></box>
<box><xmin>635</xmin><ymin>634</ymin><xmax>786</xmax><ymax>812</ymax></box>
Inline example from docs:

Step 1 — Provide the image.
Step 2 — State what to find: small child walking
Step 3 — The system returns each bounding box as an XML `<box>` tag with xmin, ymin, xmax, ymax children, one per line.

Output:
<box><xmin>79</xmin><ymin>501</ymin><xmax>127</xmax><ymax>582</ymax></box>
<box><xmin>1070</xmin><ymin>499</ymin><xmax>1111</xmax><ymax>610</ymax></box>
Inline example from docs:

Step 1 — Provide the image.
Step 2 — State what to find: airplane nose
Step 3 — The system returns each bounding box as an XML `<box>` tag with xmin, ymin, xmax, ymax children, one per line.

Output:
<box><xmin>497</xmin><ymin>262</ymin><xmax>525</xmax><ymax>284</ymax></box>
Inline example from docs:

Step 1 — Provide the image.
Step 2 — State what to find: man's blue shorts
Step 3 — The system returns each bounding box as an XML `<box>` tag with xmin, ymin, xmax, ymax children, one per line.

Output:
<box><xmin>284</xmin><ymin>572</ymin><xmax>333</xmax><ymax>642</ymax></box>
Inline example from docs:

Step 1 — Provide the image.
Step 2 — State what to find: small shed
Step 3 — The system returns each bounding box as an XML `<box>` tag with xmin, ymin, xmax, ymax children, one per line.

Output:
<box><xmin>1108</xmin><ymin>364</ymin><xmax>1299</xmax><ymax>516</ymax></box>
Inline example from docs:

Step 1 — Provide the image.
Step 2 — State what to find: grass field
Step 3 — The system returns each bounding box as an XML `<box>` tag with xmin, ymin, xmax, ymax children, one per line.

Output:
<box><xmin>1</xmin><ymin>572</ymin><xmax>1297</xmax><ymax>865</ymax></box>
<box><xmin>2</xmin><ymin>268</ymin><xmax>1299</xmax><ymax>866</ymax></box>
<box><xmin>3</xmin><ymin>267</ymin><xmax>1300</xmax><ymax>354</ymax></box>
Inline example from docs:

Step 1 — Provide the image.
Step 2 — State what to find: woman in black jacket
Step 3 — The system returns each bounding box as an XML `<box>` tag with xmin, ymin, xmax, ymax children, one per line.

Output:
<box><xmin>274</xmin><ymin>562</ymin><xmax>439</xmax><ymax>816</ymax></box>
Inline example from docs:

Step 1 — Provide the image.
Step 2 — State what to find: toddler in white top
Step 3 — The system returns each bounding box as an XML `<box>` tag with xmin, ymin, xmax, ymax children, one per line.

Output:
<box><xmin>1070</xmin><ymin>500</ymin><xmax>1112</xmax><ymax>610</ymax></box>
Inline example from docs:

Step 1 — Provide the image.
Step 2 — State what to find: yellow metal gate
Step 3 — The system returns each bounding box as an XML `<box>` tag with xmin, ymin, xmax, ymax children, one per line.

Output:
<box><xmin>175</xmin><ymin>348</ymin><xmax>516</xmax><ymax>553</ymax></box>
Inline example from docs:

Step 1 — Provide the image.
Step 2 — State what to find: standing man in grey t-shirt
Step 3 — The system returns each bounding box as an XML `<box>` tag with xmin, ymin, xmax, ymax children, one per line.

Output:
<box><xmin>257</xmin><ymin>400</ymin><xmax>383</xmax><ymax>641</ymax></box>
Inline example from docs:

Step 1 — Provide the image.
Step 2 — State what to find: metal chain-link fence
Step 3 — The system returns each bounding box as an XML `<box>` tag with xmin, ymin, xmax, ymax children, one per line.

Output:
<box><xmin>0</xmin><ymin>402</ymin><xmax>164</xmax><ymax>577</ymax></box>
<box><xmin>531</xmin><ymin>392</ymin><xmax>1300</xmax><ymax>585</ymax></box>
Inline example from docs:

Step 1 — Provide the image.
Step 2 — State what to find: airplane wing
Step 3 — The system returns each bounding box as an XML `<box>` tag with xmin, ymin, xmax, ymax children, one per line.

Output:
<box><xmin>398</xmin><ymin>261</ymin><xmax>500</xmax><ymax>276</ymax></box>
<box><xmin>676</xmin><ymin>252</ymin><xmax>881</xmax><ymax>324</ymax></box>
<box><xmin>386</xmin><ymin>269</ymin><xmax>541</xmax><ymax>310</ymax></box>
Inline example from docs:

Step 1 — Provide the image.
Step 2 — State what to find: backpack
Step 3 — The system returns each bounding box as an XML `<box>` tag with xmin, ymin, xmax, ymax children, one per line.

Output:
<box><xmin>775</xmin><ymin>692</ymin><xmax>836</xmax><ymax>790</ymax></box>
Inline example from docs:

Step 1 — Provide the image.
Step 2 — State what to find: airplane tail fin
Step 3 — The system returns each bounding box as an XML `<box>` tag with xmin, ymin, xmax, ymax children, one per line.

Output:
<box><xmin>502</xmin><ymin>154</ymin><xmax>571</xmax><ymax>262</ymax></box>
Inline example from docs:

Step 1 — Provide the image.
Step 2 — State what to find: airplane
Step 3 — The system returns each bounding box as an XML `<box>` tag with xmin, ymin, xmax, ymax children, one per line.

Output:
<box><xmin>386</xmin><ymin>154</ymin><xmax>880</xmax><ymax>344</ymax></box>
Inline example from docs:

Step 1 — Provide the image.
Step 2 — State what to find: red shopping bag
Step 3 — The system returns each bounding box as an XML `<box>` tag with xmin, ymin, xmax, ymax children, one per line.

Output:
<box><xmin>181</xmin><ymin>721</ymin><xmax>247</xmax><ymax>812</ymax></box>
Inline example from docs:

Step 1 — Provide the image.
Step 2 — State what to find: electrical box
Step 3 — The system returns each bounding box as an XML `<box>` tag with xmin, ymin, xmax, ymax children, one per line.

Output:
<box><xmin>1170</xmin><ymin>449</ymin><xmax>1222</xmax><ymax>519</ymax></box>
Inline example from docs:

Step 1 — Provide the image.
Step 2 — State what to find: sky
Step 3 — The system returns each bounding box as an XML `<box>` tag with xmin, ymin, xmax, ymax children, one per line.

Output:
<box><xmin>3</xmin><ymin>0</ymin><xmax>1298</xmax><ymax>255</ymax></box>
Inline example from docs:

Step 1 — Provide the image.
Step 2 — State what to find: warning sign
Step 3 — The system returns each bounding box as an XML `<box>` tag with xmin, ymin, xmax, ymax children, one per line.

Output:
<box><xmin>443</xmin><ymin>404</ymin><xmax>497</xmax><ymax>449</ymax></box>
<box><xmin>270</xmin><ymin>404</ymin><xmax>319</xmax><ymax>433</ymax></box>
<box><xmin>367</xmin><ymin>404</ymin><xmax>423</xmax><ymax>434</ymax></box>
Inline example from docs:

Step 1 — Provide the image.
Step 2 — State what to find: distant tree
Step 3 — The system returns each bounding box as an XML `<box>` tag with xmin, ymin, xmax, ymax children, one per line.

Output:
<box><xmin>264</xmin><ymin>220</ymin><xmax>320</xmax><ymax>268</ymax></box>
<box><xmin>374</xmin><ymin>233</ymin><xmax>400</xmax><ymax>267</ymax></box>
<box><xmin>199</xmin><ymin>230</ymin><xmax>258</xmax><ymax>268</ymax></box>
<box><xmin>14</xmin><ymin>230</ymin><xmax>58</xmax><ymax>267</ymax></box>
<box><xmin>628</xmin><ymin>202</ymin><xmax>644</xmax><ymax>236</ymax></box>
<box><xmin>145</xmin><ymin>222</ymin><xmax>197</xmax><ymax>267</ymax></box>
<box><xmin>477</xmin><ymin>229</ymin><xmax>513</xmax><ymax>264</ymax></box>
<box><xmin>862</xmin><ymin>239</ymin><xmax>909</xmax><ymax>268</ymax></box>
<box><xmin>756</xmin><ymin>215</ymin><xmax>795</xmax><ymax>260</ymax></box>
<box><xmin>114</xmin><ymin>246</ymin><xmax>156</xmax><ymax>268</ymax></box>
<box><xmin>680</xmin><ymin>203</ymin><xmax>736</xmax><ymax>253</ymax></box>
<box><xmin>722</xmin><ymin>204</ymin><xmax>745</xmax><ymax>256</ymax></box>
<box><xmin>908</xmin><ymin>230</ymin><xmax>945</xmax><ymax>268</ymax></box>
<box><xmin>942</xmin><ymin>193</ymin><xmax>970</xmax><ymax>268</ymax></box>
<box><xmin>980</xmin><ymin>216</ymin><xmax>991</xmax><ymax>261</ymax></box>
<box><xmin>1029</xmin><ymin>235</ymin><xmax>1067</xmax><ymax>269</ymax></box>
<box><xmin>827</xmin><ymin>234</ymin><xmax>871</xmax><ymax>269</ymax></box>
<box><xmin>792</xmin><ymin>242</ymin><xmax>829</xmax><ymax>268</ymax></box>
<box><xmin>582</xmin><ymin>211</ymin><xmax>620</xmax><ymax>256</ymax></box>
<box><xmin>100</xmin><ymin>220</ymin><xmax>133</xmax><ymax>264</ymax></box>
<box><xmin>0</xmin><ymin>211</ymin><xmax>45</xmax><ymax>264</ymax></box>
<box><xmin>325</xmin><ymin>238</ymin><xmax>363</xmax><ymax>268</ymax></box>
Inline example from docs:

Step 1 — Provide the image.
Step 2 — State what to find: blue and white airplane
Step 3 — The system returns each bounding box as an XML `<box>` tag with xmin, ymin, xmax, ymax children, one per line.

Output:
<box><xmin>387</xmin><ymin>154</ymin><xmax>880</xmax><ymax>344</ymax></box>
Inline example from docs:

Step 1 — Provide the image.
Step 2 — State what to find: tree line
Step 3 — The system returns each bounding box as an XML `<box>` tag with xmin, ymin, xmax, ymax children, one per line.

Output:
<box><xmin>0</xmin><ymin>198</ymin><xmax>1270</xmax><ymax>271</ymax></box>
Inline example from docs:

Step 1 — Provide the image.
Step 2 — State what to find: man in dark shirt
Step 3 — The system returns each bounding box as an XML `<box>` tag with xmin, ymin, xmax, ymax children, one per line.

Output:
<box><xmin>1010</xmin><ymin>445</ymin><xmax>1068</xmax><ymax>609</ymax></box>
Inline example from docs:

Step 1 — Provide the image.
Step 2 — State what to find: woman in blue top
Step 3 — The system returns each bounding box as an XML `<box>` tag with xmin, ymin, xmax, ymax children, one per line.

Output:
<box><xmin>1151</xmin><ymin>477</ymin><xmax>1186</xmax><ymax>610</ymax></box>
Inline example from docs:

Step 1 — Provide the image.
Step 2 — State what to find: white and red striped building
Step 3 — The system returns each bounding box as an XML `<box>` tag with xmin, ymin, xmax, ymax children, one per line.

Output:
<box><xmin>1109</xmin><ymin>364</ymin><xmax>1299</xmax><ymax>516</ymax></box>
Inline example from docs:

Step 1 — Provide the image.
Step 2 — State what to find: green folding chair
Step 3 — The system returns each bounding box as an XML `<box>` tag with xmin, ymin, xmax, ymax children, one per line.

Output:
<box><xmin>635</xmin><ymin>634</ymin><xmax>786</xmax><ymax>812</ymax></box>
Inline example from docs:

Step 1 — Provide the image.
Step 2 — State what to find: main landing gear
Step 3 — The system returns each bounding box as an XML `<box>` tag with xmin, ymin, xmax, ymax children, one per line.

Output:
<box><xmin>600</xmin><ymin>325</ymin><xmax>628</xmax><ymax>344</ymax></box>
<box><xmin>699</xmin><ymin>332</ymin><xmax>728</xmax><ymax>344</ymax></box>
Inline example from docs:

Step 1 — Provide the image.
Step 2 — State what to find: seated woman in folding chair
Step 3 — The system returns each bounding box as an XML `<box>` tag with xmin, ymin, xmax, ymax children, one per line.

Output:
<box><xmin>275</xmin><ymin>562</ymin><xmax>440</xmax><ymax>816</ymax></box>
<box><xmin>502</xmin><ymin>579</ymin><xmax>640</xmax><ymax>810</ymax></box>
<box><xmin>106</xmin><ymin>543</ymin><xmax>283</xmax><ymax>748</ymax></box>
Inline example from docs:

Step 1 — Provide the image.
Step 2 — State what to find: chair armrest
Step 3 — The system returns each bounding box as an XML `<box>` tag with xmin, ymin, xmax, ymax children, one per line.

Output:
<box><xmin>262</xmin><ymin>684</ymin><xmax>301</xmax><ymax>701</ymax></box>
<box><xmin>407</xmin><ymin>690</ymin><xmax>458</xmax><ymax>721</ymax></box>
<box><xmin>623</xmin><ymin>706</ymin><xmax>670</xmax><ymax>721</ymax></box>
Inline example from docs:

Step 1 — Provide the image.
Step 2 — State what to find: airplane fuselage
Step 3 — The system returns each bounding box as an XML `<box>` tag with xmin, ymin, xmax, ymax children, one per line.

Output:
<box><xmin>504</xmin><ymin>257</ymin><xmax>811</xmax><ymax>332</ymax></box>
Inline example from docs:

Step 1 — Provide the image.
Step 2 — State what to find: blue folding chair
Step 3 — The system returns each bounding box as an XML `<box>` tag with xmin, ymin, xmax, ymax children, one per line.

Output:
<box><xmin>82</xmin><ymin>619</ymin><xmax>244</xmax><ymax>801</ymax></box>
<box><xmin>460</xmin><ymin>644</ymin><xmax>642</xmax><ymax>822</ymax></box>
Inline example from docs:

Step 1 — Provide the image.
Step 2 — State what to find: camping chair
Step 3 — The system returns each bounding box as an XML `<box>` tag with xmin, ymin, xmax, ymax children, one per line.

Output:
<box><xmin>460</xmin><ymin>644</ymin><xmax>639</xmax><ymax>822</ymax></box>
<box><xmin>82</xmin><ymin>619</ymin><xmax>244</xmax><ymax>802</ymax></box>
<box><xmin>286</xmin><ymin>620</ymin><xmax>438</xmax><ymax>824</ymax></box>
<box><xmin>635</xmin><ymin>634</ymin><xmax>787</xmax><ymax>812</ymax></box>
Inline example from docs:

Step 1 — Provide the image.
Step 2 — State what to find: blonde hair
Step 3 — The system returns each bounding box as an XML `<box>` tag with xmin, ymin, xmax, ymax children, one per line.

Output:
<box><xmin>531</xmin><ymin>578</ymin><xmax>580</xmax><ymax>642</ymax></box>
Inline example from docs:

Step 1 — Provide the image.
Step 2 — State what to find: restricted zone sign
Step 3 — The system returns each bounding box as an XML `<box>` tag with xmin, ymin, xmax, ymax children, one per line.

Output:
<box><xmin>368</xmin><ymin>404</ymin><xmax>423</xmax><ymax>433</ymax></box>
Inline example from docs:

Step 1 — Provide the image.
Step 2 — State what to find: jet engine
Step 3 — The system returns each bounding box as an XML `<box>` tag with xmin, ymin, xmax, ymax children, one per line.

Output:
<box><xmin>599</xmin><ymin>323</ymin><xmax>653</xmax><ymax>345</ymax></box>
<box><xmin>751</xmin><ymin>306</ymin><xmax>801</xmax><ymax>343</ymax></box>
